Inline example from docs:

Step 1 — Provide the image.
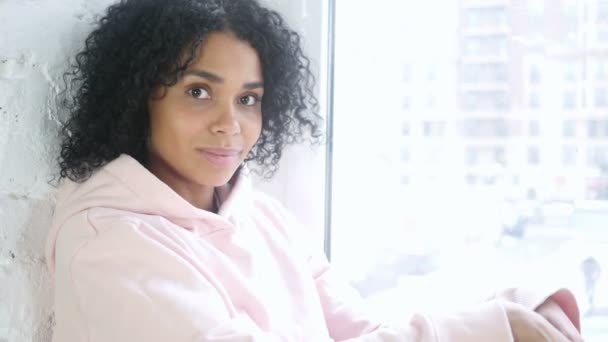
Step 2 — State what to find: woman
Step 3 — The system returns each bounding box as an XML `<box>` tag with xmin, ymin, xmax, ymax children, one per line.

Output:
<box><xmin>46</xmin><ymin>0</ymin><xmax>582</xmax><ymax>340</ymax></box>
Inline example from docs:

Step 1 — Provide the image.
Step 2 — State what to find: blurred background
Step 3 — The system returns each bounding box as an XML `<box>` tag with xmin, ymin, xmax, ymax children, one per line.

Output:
<box><xmin>330</xmin><ymin>0</ymin><xmax>608</xmax><ymax>340</ymax></box>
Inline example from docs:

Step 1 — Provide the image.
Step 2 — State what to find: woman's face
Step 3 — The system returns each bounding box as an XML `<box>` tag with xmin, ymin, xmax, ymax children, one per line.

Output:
<box><xmin>147</xmin><ymin>31</ymin><xmax>263</xmax><ymax>187</ymax></box>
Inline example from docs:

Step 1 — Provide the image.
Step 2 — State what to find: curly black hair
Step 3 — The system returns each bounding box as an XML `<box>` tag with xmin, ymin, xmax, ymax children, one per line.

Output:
<box><xmin>58</xmin><ymin>0</ymin><xmax>323</xmax><ymax>182</ymax></box>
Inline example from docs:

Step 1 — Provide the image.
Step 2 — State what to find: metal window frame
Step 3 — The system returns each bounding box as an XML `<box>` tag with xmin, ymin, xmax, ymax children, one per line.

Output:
<box><xmin>323</xmin><ymin>0</ymin><xmax>336</xmax><ymax>261</ymax></box>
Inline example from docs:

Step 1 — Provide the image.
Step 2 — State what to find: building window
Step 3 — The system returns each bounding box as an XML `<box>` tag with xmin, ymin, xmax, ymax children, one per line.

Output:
<box><xmin>562</xmin><ymin>3</ymin><xmax>578</xmax><ymax>33</ymax></box>
<box><xmin>563</xmin><ymin>120</ymin><xmax>576</xmax><ymax>137</ymax></box>
<box><xmin>589</xmin><ymin>120</ymin><xmax>599</xmax><ymax>138</ymax></box>
<box><xmin>528</xmin><ymin>92</ymin><xmax>541</xmax><ymax>108</ymax></box>
<box><xmin>594</xmin><ymin>58</ymin><xmax>608</xmax><ymax>80</ymax></box>
<box><xmin>427</xmin><ymin>94</ymin><xmax>436</xmax><ymax>108</ymax></box>
<box><xmin>423</xmin><ymin>121</ymin><xmax>445</xmax><ymax>137</ymax></box>
<box><xmin>495</xmin><ymin>147</ymin><xmax>506</xmax><ymax>165</ymax></box>
<box><xmin>403</xmin><ymin>64</ymin><xmax>411</xmax><ymax>82</ymax></box>
<box><xmin>526</xmin><ymin>1</ymin><xmax>544</xmax><ymax>33</ymax></box>
<box><xmin>427</xmin><ymin>68</ymin><xmax>437</xmax><ymax>82</ymax></box>
<box><xmin>400</xmin><ymin>147</ymin><xmax>410</xmax><ymax>162</ymax></box>
<box><xmin>529</xmin><ymin>64</ymin><xmax>541</xmax><ymax>84</ymax></box>
<box><xmin>563</xmin><ymin>91</ymin><xmax>577</xmax><ymax>109</ymax></box>
<box><xmin>401</xmin><ymin>121</ymin><xmax>411</xmax><ymax>136</ymax></box>
<box><xmin>588</xmin><ymin>119</ymin><xmax>608</xmax><ymax>137</ymax></box>
<box><xmin>463</xmin><ymin>36</ymin><xmax>508</xmax><ymax>56</ymax></box>
<box><xmin>595</xmin><ymin>88</ymin><xmax>608</xmax><ymax>107</ymax></box>
<box><xmin>464</xmin><ymin>7</ymin><xmax>508</xmax><ymax>29</ymax></box>
<box><xmin>564</xmin><ymin>61</ymin><xmax>578</xmax><ymax>82</ymax></box>
<box><xmin>562</xmin><ymin>145</ymin><xmax>578</xmax><ymax>166</ymax></box>
<box><xmin>462</xmin><ymin>119</ymin><xmax>510</xmax><ymax>138</ymax></box>
<box><xmin>465</xmin><ymin>146</ymin><xmax>503</xmax><ymax>166</ymax></box>
<box><xmin>466</xmin><ymin>147</ymin><xmax>478</xmax><ymax>166</ymax></box>
<box><xmin>599</xmin><ymin>0</ymin><xmax>608</xmax><ymax>24</ymax></box>
<box><xmin>587</xmin><ymin>146</ymin><xmax>608</xmax><ymax>168</ymax></box>
<box><xmin>462</xmin><ymin>63</ymin><xmax>508</xmax><ymax>83</ymax></box>
<box><xmin>599</xmin><ymin>29</ymin><xmax>608</xmax><ymax>44</ymax></box>
<box><xmin>463</xmin><ymin>91</ymin><xmax>511</xmax><ymax>111</ymax></box>
<box><xmin>528</xmin><ymin>146</ymin><xmax>540</xmax><ymax>165</ymax></box>
<box><xmin>403</xmin><ymin>96</ymin><xmax>410</xmax><ymax>110</ymax></box>
<box><xmin>529</xmin><ymin>120</ymin><xmax>540</xmax><ymax>136</ymax></box>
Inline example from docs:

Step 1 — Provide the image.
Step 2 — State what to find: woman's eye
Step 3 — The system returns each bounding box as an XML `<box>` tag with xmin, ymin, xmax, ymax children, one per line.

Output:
<box><xmin>239</xmin><ymin>95</ymin><xmax>259</xmax><ymax>106</ymax></box>
<box><xmin>188</xmin><ymin>87</ymin><xmax>210</xmax><ymax>99</ymax></box>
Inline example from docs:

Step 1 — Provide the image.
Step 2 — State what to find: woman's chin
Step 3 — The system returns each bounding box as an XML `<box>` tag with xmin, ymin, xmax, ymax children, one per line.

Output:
<box><xmin>194</xmin><ymin>169</ymin><xmax>238</xmax><ymax>187</ymax></box>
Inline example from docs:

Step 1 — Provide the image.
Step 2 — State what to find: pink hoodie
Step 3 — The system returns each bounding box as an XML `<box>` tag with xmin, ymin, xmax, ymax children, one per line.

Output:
<box><xmin>46</xmin><ymin>154</ymin><xmax>580</xmax><ymax>341</ymax></box>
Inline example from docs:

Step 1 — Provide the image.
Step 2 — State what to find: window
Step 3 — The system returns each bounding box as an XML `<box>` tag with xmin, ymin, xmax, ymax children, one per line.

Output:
<box><xmin>462</xmin><ymin>119</ymin><xmax>510</xmax><ymax>138</ymax></box>
<box><xmin>463</xmin><ymin>36</ymin><xmax>508</xmax><ymax>56</ymax></box>
<box><xmin>401</xmin><ymin>122</ymin><xmax>411</xmax><ymax>136</ymax></box>
<box><xmin>400</xmin><ymin>147</ymin><xmax>410</xmax><ymax>163</ymax></box>
<box><xmin>403</xmin><ymin>96</ymin><xmax>411</xmax><ymax>110</ymax></box>
<box><xmin>463</xmin><ymin>91</ymin><xmax>511</xmax><ymax>111</ymax></box>
<box><xmin>563</xmin><ymin>91</ymin><xmax>577</xmax><ymax>109</ymax></box>
<box><xmin>528</xmin><ymin>92</ymin><xmax>541</xmax><ymax>108</ymax></box>
<box><xmin>423</xmin><ymin>121</ymin><xmax>445</xmax><ymax>137</ymax></box>
<box><xmin>598</xmin><ymin>0</ymin><xmax>608</xmax><ymax>24</ymax></box>
<box><xmin>466</xmin><ymin>147</ymin><xmax>478</xmax><ymax>166</ymax></box>
<box><xmin>526</xmin><ymin>0</ymin><xmax>544</xmax><ymax>34</ymax></box>
<box><xmin>588</xmin><ymin>119</ymin><xmax>608</xmax><ymax>138</ymax></box>
<box><xmin>562</xmin><ymin>145</ymin><xmax>578</xmax><ymax>166</ymax></box>
<box><xmin>427</xmin><ymin>94</ymin><xmax>436</xmax><ymax>108</ymax></box>
<box><xmin>529</xmin><ymin>64</ymin><xmax>541</xmax><ymax>84</ymax></box>
<box><xmin>564</xmin><ymin>61</ymin><xmax>579</xmax><ymax>82</ymax></box>
<box><xmin>332</xmin><ymin>2</ymin><xmax>607</xmax><ymax>338</ymax></box>
<box><xmin>464</xmin><ymin>7</ymin><xmax>508</xmax><ymax>29</ymax></box>
<box><xmin>599</xmin><ymin>29</ymin><xmax>608</xmax><ymax>44</ymax></box>
<box><xmin>589</xmin><ymin>120</ymin><xmax>599</xmax><ymax>138</ymax></box>
<box><xmin>562</xmin><ymin>3</ymin><xmax>578</xmax><ymax>34</ymax></box>
<box><xmin>563</xmin><ymin>120</ymin><xmax>577</xmax><ymax>137</ymax></box>
<box><xmin>529</xmin><ymin>120</ymin><xmax>540</xmax><ymax>136</ymax></box>
<box><xmin>528</xmin><ymin>146</ymin><xmax>540</xmax><ymax>164</ymax></box>
<box><xmin>427</xmin><ymin>68</ymin><xmax>437</xmax><ymax>82</ymax></box>
<box><xmin>587</xmin><ymin>146</ymin><xmax>608</xmax><ymax>168</ymax></box>
<box><xmin>465</xmin><ymin>146</ymin><xmax>503</xmax><ymax>166</ymax></box>
<box><xmin>403</xmin><ymin>64</ymin><xmax>411</xmax><ymax>82</ymax></box>
<box><xmin>595</xmin><ymin>88</ymin><xmax>608</xmax><ymax>107</ymax></box>
<box><xmin>594</xmin><ymin>58</ymin><xmax>608</xmax><ymax>80</ymax></box>
<box><xmin>462</xmin><ymin>63</ymin><xmax>508</xmax><ymax>83</ymax></box>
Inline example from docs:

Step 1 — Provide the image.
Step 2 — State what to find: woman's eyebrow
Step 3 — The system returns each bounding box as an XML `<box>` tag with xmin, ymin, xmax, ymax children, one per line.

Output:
<box><xmin>243</xmin><ymin>81</ymin><xmax>264</xmax><ymax>90</ymax></box>
<box><xmin>183</xmin><ymin>69</ymin><xmax>223</xmax><ymax>83</ymax></box>
<box><xmin>183</xmin><ymin>69</ymin><xmax>263</xmax><ymax>90</ymax></box>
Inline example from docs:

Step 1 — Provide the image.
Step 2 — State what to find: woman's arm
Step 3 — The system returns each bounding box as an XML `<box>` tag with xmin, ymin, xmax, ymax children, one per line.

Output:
<box><xmin>310</xmin><ymin>247</ymin><xmax>514</xmax><ymax>341</ymax></box>
<box><xmin>264</xmin><ymin>195</ymin><xmax>581</xmax><ymax>341</ymax></box>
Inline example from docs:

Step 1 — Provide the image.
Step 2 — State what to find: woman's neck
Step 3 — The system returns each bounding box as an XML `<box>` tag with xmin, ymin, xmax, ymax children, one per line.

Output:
<box><xmin>145</xmin><ymin>154</ymin><xmax>216</xmax><ymax>211</ymax></box>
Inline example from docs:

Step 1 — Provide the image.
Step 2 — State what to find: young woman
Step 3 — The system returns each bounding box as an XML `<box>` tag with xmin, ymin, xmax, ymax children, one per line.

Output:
<box><xmin>46</xmin><ymin>0</ymin><xmax>583</xmax><ymax>340</ymax></box>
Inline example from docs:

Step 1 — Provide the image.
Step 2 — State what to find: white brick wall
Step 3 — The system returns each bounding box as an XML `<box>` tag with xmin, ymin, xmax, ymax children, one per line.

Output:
<box><xmin>0</xmin><ymin>1</ymin><xmax>326</xmax><ymax>340</ymax></box>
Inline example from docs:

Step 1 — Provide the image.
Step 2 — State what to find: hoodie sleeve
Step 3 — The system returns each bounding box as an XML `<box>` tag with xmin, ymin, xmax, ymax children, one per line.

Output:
<box><xmin>309</xmin><ymin>246</ymin><xmax>514</xmax><ymax>342</ymax></box>
<box><xmin>67</xmin><ymin>219</ymin><xmax>298</xmax><ymax>342</ymax></box>
<box><xmin>263</xmin><ymin>199</ymin><xmax>579</xmax><ymax>342</ymax></box>
<box><xmin>256</xmin><ymin>197</ymin><xmax>514</xmax><ymax>342</ymax></box>
<box><xmin>310</xmin><ymin>245</ymin><xmax>585</xmax><ymax>342</ymax></box>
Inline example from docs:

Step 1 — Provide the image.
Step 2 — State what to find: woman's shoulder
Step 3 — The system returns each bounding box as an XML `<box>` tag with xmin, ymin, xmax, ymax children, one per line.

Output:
<box><xmin>54</xmin><ymin>208</ymin><xmax>142</xmax><ymax>252</ymax></box>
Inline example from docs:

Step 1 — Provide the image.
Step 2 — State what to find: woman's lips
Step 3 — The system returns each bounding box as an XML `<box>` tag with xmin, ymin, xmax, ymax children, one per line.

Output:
<box><xmin>196</xmin><ymin>148</ymin><xmax>241</xmax><ymax>168</ymax></box>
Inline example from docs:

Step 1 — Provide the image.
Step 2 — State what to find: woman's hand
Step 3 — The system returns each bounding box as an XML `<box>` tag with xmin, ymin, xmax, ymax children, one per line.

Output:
<box><xmin>536</xmin><ymin>299</ymin><xmax>583</xmax><ymax>342</ymax></box>
<box><xmin>503</xmin><ymin>300</ymin><xmax>583</xmax><ymax>341</ymax></box>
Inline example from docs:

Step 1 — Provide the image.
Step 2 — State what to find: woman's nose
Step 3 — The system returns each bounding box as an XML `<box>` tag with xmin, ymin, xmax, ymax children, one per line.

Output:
<box><xmin>210</xmin><ymin>103</ymin><xmax>241</xmax><ymax>135</ymax></box>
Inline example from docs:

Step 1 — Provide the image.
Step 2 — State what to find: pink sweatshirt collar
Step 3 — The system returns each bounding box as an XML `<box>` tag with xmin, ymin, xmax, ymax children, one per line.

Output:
<box><xmin>46</xmin><ymin>154</ymin><xmax>253</xmax><ymax>275</ymax></box>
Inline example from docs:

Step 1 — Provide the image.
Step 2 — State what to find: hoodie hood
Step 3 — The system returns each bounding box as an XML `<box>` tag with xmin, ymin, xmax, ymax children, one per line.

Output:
<box><xmin>45</xmin><ymin>154</ymin><xmax>253</xmax><ymax>275</ymax></box>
